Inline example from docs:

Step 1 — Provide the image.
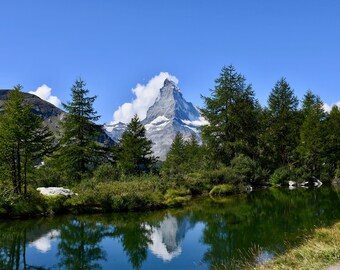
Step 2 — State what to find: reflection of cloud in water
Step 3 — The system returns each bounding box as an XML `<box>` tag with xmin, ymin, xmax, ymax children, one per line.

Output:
<box><xmin>256</xmin><ymin>250</ymin><xmax>274</xmax><ymax>265</ymax></box>
<box><xmin>147</xmin><ymin>214</ymin><xmax>194</xmax><ymax>261</ymax></box>
<box><xmin>29</xmin><ymin>229</ymin><xmax>60</xmax><ymax>253</ymax></box>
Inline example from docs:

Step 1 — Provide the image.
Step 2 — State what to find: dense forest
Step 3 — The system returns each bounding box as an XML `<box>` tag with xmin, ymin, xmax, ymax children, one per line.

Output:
<box><xmin>0</xmin><ymin>65</ymin><xmax>339</xmax><ymax>216</ymax></box>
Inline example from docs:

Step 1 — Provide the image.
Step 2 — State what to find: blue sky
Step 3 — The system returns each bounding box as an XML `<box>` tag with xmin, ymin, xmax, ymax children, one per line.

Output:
<box><xmin>1</xmin><ymin>0</ymin><xmax>339</xmax><ymax>124</ymax></box>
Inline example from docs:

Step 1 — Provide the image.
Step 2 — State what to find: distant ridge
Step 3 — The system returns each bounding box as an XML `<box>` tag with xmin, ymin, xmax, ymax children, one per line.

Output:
<box><xmin>0</xmin><ymin>90</ymin><xmax>113</xmax><ymax>145</ymax></box>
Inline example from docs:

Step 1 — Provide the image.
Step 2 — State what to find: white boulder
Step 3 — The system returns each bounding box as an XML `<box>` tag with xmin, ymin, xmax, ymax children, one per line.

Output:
<box><xmin>37</xmin><ymin>187</ymin><xmax>76</xmax><ymax>197</ymax></box>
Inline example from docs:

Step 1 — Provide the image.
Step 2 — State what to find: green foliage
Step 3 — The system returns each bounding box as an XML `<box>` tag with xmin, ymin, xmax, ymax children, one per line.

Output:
<box><xmin>117</xmin><ymin>115</ymin><xmax>155</xmax><ymax>176</ymax></box>
<box><xmin>0</xmin><ymin>85</ymin><xmax>55</xmax><ymax>194</ymax></box>
<box><xmin>164</xmin><ymin>186</ymin><xmax>191</xmax><ymax>207</ymax></box>
<box><xmin>323</xmin><ymin>106</ymin><xmax>340</xmax><ymax>180</ymax></box>
<box><xmin>297</xmin><ymin>91</ymin><xmax>326</xmax><ymax>179</ymax></box>
<box><xmin>66</xmin><ymin>179</ymin><xmax>165</xmax><ymax>213</ymax></box>
<box><xmin>184</xmin><ymin>173</ymin><xmax>213</xmax><ymax>194</ymax></box>
<box><xmin>266</xmin><ymin>78</ymin><xmax>300</xmax><ymax>168</ymax></box>
<box><xmin>33</xmin><ymin>158</ymin><xmax>68</xmax><ymax>187</ymax></box>
<box><xmin>1</xmin><ymin>189</ymin><xmax>48</xmax><ymax>217</ymax></box>
<box><xmin>58</xmin><ymin>79</ymin><xmax>105</xmax><ymax>182</ymax></box>
<box><xmin>209</xmin><ymin>184</ymin><xmax>236</xmax><ymax>196</ymax></box>
<box><xmin>161</xmin><ymin>133</ymin><xmax>205</xmax><ymax>181</ymax></box>
<box><xmin>93</xmin><ymin>163</ymin><xmax>121</xmax><ymax>182</ymax></box>
<box><xmin>270</xmin><ymin>166</ymin><xmax>308</xmax><ymax>185</ymax></box>
<box><xmin>161</xmin><ymin>132</ymin><xmax>186</xmax><ymax>178</ymax></box>
<box><xmin>201</xmin><ymin>65</ymin><xmax>260</xmax><ymax>164</ymax></box>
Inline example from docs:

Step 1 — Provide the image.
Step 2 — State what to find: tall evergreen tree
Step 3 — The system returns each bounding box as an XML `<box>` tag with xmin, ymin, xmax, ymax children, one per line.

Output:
<box><xmin>161</xmin><ymin>132</ymin><xmax>186</xmax><ymax>177</ymax></box>
<box><xmin>323</xmin><ymin>106</ymin><xmax>340</xmax><ymax>179</ymax></box>
<box><xmin>0</xmin><ymin>85</ymin><xmax>55</xmax><ymax>194</ymax></box>
<box><xmin>297</xmin><ymin>90</ymin><xmax>326</xmax><ymax>179</ymax></box>
<box><xmin>58</xmin><ymin>79</ymin><xmax>102</xmax><ymax>182</ymax></box>
<box><xmin>117</xmin><ymin>115</ymin><xmax>154</xmax><ymax>175</ymax></box>
<box><xmin>201</xmin><ymin>65</ymin><xmax>260</xmax><ymax>165</ymax></box>
<box><xmin>266</xmin><ymin>78</ymin><xmax>299</xmax><ymax>168</ymax></box>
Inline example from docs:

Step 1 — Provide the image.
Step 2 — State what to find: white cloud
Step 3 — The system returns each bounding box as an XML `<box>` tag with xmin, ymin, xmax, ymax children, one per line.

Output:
<box><xmin>112</xmin><ymin>72</ymin><xmax>178</xmax><ymax>124</ymax></box>
<box><xmin>29</xmin><ymin>84</ymin><xmax>61</xmax><ymax>107</ymax></box>
<box><xmin>323</xmin><ymin>101</ymin><xmax>340</xmax><ymax>113</ymax></box>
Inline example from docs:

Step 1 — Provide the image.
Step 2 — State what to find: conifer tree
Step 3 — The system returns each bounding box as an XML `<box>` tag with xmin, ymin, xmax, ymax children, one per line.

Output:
<box><xmin>58</xmin><ymin>79</ymin><xmax>102</xmax><ymax>181</ymax></box>
<box><xmin>161</xmin><ymin>132</ymin><xmax>186</xmax><ymax>177</ymax></box>
<box><xmin>323</xmin><ymin>106</ymin><xmax>340</xmax><ymax>179</ymax></box>
<box><xmin>117</xmin><ymin>115</ymin><xmax>154</xmax><ymax>175</ymax></box>
<box><xmin>266</xmin><ymin>78</ymin><xmax>299</xmax><ymax>167</ymax></box>
<box><xmin>0</xmin><ymin>85</ymin><xmax>55</xmax><ymax>194</ymax></box>
<box><xmin>201</xmin><ymin>65</ymin><xmax>259</xmax><ymax>165</ymax></box>
<box><xmin>297</xmin><ymin>90</ymin><xmax>326</xmax><ymax>178</ymax></box>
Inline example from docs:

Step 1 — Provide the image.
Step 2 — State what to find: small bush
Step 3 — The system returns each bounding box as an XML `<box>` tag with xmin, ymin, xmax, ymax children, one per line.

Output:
<box><xmin>202</xmin><ymin>167</ymin><xmax>242</xmax><ymax>185</ymax></box>
<box><xmin>93</xmin><ymin>163</ymin><xmax>121</xmax><ymax>182</ymax></box>
<box><xmin>270</xmin><ymin>167</ymin><xmax>291</xmax><ymax>185</ymax></box>
<box><xmin>184</xmin><ymin>173</ymin><xmax>212</xmax><ymax>194</ymax></box>
<box><xmin>45</xmin><ymin>195</ymin><xmax>68</xmax><ymax>214</ymax></box>
<box><xmin>9</xmin><ymin>189</ymin><xmax>48</xmax><ymax>216</ymax></box>
<box><xmin>209</xmin><ymin>184</ymin><xmax>236</xmax><ymax>196</ymax></box>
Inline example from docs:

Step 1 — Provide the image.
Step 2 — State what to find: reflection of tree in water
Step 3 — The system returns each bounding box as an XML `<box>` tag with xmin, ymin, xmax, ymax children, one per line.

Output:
<box><xmin>57</xmin><ymin>219</ymin><xmax>110</xmax><ymax>270</ymax></box>
<box><xmin>194</xmin><ymin>188</ymin><xmax>340</xmax><ymax>268</ymax></box>
<box><xmin>112</xmin><ymin>218</ymin><xmax>152</xmax><ymax>270</ymax></box>
<box><xmin>0</xmin><ymin>220</ymin><xmax>53</xmax><ymax>270</ymax></box>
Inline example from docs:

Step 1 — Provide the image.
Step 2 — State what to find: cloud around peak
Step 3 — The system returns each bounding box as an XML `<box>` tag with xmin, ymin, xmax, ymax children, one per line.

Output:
<box><xmin>323</xmin><ymin>101</ymin><xmax>340</xmax><ymax>113</ymax></box>
<box><xmin>112</xmin><ymin>72</ymin><xmax>178</xmax><ymax>124</ymax></box>
<box><xmin>29</xmin><ymin>84</ymin><xmax>61</xmax><ymax>108</ymax></box>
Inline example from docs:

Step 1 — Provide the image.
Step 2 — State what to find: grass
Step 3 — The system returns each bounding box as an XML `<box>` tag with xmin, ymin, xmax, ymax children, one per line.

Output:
<box><xmin>248</xmin><ymin>222</ymin><xmax>340</xmax><ymax>270</ymax></box>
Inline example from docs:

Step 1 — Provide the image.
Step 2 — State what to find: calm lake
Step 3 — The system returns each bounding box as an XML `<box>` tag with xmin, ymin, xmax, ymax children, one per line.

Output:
<box><xmin>0</xmin><ymin>187</ymin><xmax>339</xmax><ymax>270</ymax></box>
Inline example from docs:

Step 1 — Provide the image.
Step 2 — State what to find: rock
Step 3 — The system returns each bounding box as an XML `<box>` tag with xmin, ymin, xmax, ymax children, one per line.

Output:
<box><xmin>288</xmin><ymin>181</ymin><xmax>296</xmax><ymax>187</ymax></box>
<box><xmin>298</xmin><ymin>181</ymin><xmax>309</xmax><ymax>186</ymax></box>
<box><xmin>313</xmin><ymin>177</ymin><xmax>323</xmax><ymax>187</ymax></box>
<box><xmin>246</xmin><ymin>185</ymin><xmax>253</xmax><ymax>192</ymax></box>
<box><xmin>37</xmin><ymin>187</ymin><xmax>76</xmax><ymax>197</ymax></box>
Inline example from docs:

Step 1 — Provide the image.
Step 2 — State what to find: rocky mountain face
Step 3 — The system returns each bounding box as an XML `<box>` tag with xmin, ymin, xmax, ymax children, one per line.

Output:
<box><xmin>0</xmin><ymin>90</ymin><xmax>112</xmax><ymax>145</ymax></box>
<box><xmin>106</xmin><ymin>79</ymin><xmax>206</xmax><ymax>160</ymax></box>
<box><xmin>0</xmin><ymin>89</ymin><xmax>65</xmax><ymax>132</ymax></box>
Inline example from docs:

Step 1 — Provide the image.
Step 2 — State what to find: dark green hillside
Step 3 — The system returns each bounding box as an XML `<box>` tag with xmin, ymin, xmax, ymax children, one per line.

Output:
<box><xmin>0</xmin><ymin>89</ymin><xmax>65</xmax><ymax>132</ymax></box>
<box><xmin>0</xmin><ymin>90</ymin><xmax>112</xmax><ymax>145</ymax></box>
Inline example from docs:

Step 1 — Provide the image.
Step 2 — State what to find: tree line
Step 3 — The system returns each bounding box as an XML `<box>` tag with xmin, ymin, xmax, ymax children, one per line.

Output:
<box><xmin>0</xmin><ymin>66</ymin><xmax>339</xmax><ymax>198</ymax></box>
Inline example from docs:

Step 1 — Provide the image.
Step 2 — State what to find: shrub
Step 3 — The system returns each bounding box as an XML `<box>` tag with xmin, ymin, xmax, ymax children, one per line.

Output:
<box><xmin>9</xmin><ymin>189</ymin><xmax>48</xmax><ymax>217</ymax></box>
<box><xmin>270</xmin><ymin>167</ymin><xmax>291</xmax><ymax>185</ymax></box>
<box><xmin>209</xmin><ymin>184</ymin><xmax>236</xmax><ymax>196</ymax></box>
<box><xmin>93</xmin><ymin>163</ymin><xmax>121</xmax><ymax>182</ymax></box>
<box><xmin>184</xmin><ymin>173</ymin><xmax>212</xmax><ymax>194</ymax></box>
<box><xmin>202</xmin><ymin>166</ymin><xmax>242</xmax><ymax>185</ymax></box>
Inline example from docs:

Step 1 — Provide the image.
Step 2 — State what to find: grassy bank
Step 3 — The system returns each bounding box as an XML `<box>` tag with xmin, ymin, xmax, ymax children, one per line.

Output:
<box><xmin>0</xmin><ymin>171</ymin><xmax>249</xmax><ymax>217</ymax></box>
<box><xmin>247</xmin><ymin>222</ymin><xmax>340</xmax><ymax>270</ymax></box>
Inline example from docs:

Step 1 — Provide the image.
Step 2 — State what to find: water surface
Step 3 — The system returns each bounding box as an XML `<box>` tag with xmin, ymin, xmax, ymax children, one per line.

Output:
<box><xmin>0</xmin><ymin>187</ymin><xmax>339</xmax><ymax>269</ymax></box>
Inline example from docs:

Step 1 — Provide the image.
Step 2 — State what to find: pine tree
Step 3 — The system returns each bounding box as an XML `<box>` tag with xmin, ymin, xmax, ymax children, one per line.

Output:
<box><xmin>58</xmin><ymin>79</ymin><xmax>102</xmax><ymax>182</ymax></box>
<box><xmin>323</xmin><ymin>106</ymin><xmax>340</xmax><ymax>179</ymax></box>
<box><xmin>266</xmin><ymin>78</ymin><xmax>299</xmax><ymax>167</ymax></box>
<box><xmin>297</xmin><ymin>90</ymin><xmax>326</xmax><ymax>179</ymax></box>
<box><xmin>0</xmin><ymin>85</ymin><xmax>55</xmax><ymax>194</ymax></box>
<box><xmin>161</xmin><ymin>132</ymin><xmax>186</xmax><ymax>177</ymax></box>
<box><xmin>117</xmin><ymin>115</ymin><xmax>154</xmax><ymax>175</ymax></box>
<box><xmin>201</xmin><ymin>65</ymin><xmax>260</xmax><ymax>165</ymax></box>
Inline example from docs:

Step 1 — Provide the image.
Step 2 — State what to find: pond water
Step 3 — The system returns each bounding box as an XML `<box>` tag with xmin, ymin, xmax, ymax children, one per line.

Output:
<box><xmin>0</xmin><ymin>187</ymin><xmax>339</xmax><ymax>269</ymax></box>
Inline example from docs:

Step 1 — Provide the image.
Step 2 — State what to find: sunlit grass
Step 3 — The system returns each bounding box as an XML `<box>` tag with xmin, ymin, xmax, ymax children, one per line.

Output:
<box><xmin>252</xmin><ymin>222</ymin><xmax>340</xmax><ymax>270</ymax></box>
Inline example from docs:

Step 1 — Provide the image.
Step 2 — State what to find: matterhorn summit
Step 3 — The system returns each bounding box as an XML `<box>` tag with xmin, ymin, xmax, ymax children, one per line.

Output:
<box><xmin>106</xmin><ymin>79</ymin><xmax>207</xmax><ymax>160</ymax></box>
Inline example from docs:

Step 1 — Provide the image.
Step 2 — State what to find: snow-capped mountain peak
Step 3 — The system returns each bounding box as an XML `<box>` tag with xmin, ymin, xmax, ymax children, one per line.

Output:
<box><xmin>106</xmin><ymin>79</ymin><xmax>207</xmax><ymax>160</ymax></box>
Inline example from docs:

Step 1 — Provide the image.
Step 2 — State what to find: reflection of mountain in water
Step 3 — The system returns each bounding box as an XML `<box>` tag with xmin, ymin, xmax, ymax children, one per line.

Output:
<box><xmin>147</xmin><ymin>213</ymin><xmax>194</xmax><ymax>261</ymax></box>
